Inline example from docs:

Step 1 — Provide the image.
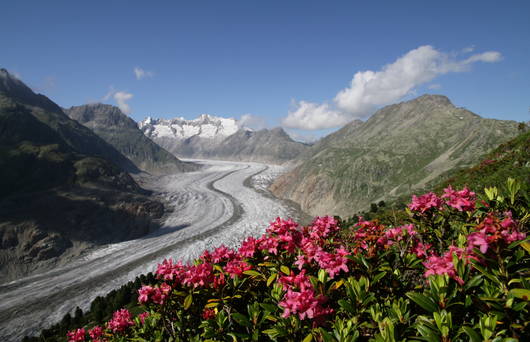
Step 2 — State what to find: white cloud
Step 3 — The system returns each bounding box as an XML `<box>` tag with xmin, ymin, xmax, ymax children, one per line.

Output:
<box><xmin>463</xmin><ymin>51</ymin><xmax>502</xmax><ymax>64</ymax></box>
<box><xmin>113</xmin><ymin>91</ymin><xmax>133</xmax><ymax>114</ymax></box>
<box><xmin>102</xmin><ymin>87</ymin><xmax>133</xmax><ymax>114</ymax></box>
<box><xmin>238</xmin><ymin>114</ymin><xmax>267</xmax><ymax>130</ymax></box>
<box><xmin>282</xmin><ymin>100</ymin><xmax>350</xmax><ymax>130</ymax></box>
<box><xmin>134</xmin><ymin>67</ymin><xmax>154</xmax><ymax>80</ymax></box>
<box><xmin>282</xmin><ymin>45</ymin><xmax>503</xmax><ymax>130</ymax></box>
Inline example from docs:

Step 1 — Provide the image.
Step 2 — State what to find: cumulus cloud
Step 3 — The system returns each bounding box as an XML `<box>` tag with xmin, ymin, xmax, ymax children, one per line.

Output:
<box><xmin>113</xmin><ymin>91</ymin><xmax>133</xmax><ymax>114</ymax></box>
<box><xmin>102</xmin><ymin>87</ymin><xmax>134</xmax><ymax>114</ymax></box>
<box><xmin>134</xmin><ymin>67</ymin><xmax>154</xmax><ymax>80</ymax></box>
<box><xmin>283</xmin><ymin>101</ymin><xmax>350</xmax><ymax>130</ymax></box>
<box><xmin>282</xmin><ymin>45</ymin><xmax>502</xmax><ymax>130</ymax></box>
<box><xmin>238</xmin><ymin>114</ymin><xmax>267</xmax><ymax>130</ymax></box>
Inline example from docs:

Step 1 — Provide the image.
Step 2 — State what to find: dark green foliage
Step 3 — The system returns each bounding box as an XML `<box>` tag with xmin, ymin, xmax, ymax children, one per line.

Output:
<box><xmin>22</xmin><ymin>272</ymin><xmax>155</xmax><ymax>341</ymax></box>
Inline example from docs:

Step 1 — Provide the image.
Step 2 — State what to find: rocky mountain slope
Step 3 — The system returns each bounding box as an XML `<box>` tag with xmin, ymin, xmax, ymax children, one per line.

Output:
<box><xmin>0</xmin><ymin>69</ymin><xmax>164</xmax><ymax>282</ymax></box>
<box><xmin>65</xmin><ymin>104</ymin><xmax>196</xmax><ymax>174</ymax></box>
<box><xmin>270</xmin><ymin>94</ymin><xmax>520</xmax><ymax>216</ymax></box>
<box><xmin>139</xmin><ymin>115</ymin><xmax>308</xmax><ymax>164</ymax></box>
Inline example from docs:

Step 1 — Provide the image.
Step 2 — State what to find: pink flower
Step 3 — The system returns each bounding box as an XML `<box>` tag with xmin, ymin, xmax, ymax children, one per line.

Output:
<box><xmin>223</xmin><ymin>259</ymin><xmax>252</xmax><ymax>278</ymax></box>
<box><xmin>238</xmin><ymin>236</ymin><xmax>258</xmax><ymax>258</ymax></box>
<box><xmin>412</xmin><ymin>242</ymin><xmax>431</xmax><ymax>258</ymax></box>
<box><xmin>183</xmin><ymin>263</ymin><xmax>214</xmax><ymax>288</ymax></box>
<box><xmin>309</xmin><ymin>216</ymin><xmax>339</xmax><ymax>239</ymax></box>
<box><xmin>211</xmin><ymin>245</ymin><xmax>237</xmax><ymax>263</ymax></box>
<box><xmin>503</xmin><ymin>230</ymin><xmax>526</xmax><ymax>243</ymax></box>
<box><xmin>279</xmin><ymin>289</ymin><xmax>332</xmax><ymax>322</ymax></box>
<box><xmin>266</xmin><ymin>217</ymin><xmax>299</xmax><ymax>236</ymax></box>
<box><xmin>138</xmin><ymin>285</ymin><xmax>154</xmax><ymax>304</ymax></box>
<box><xmin>423</xmin><ymin>246</ymin><xmax>468</xmax><ymax>285</ymax></box>
<box><xmin>107</xmin><ymin>309</ymin><xmax>134</xmax><ymax>333</ymax></box>
<box><xmin>88</xmin><ymin>326</ymin><xmax>103</xmax><ymax>340</ymax></box>
<box><xmin>467</xmin><ymin>232</ymin><xmax>490</xmax><ymax>254</ymax></box>
<box><xmin>257</xmin><ymin>235</ymin><xmax>280</xmax><ymax>255</ymax></box>
<box><xmin>315</xmin><ymin>247</ymin><xmax>350</xmax><ymax>279</ymax></box>
<box><xmin>278</xmin><ymin>269</ymin><xmax>312</xmax><ymax>291</ymax></box>
<box><xmin>155</xmin><ymin>258</ymin><xmax>186</xmax><ymax>284</ymax></box>
<box><xmin>138</xmin><ymin>312</ymin><xmax>150</xmax><ymax>324</ymax></box>
<box><xmin>501</xmin><ymin>211</ymin><xmax>517</xmax><ymax>230</ymax></box>
<box><xmin>138</xmin><ymin>283</ymin><xmax>171</xmax><ymax>305</ymax></box>
<box><xmin>378</xmin><ymin>224</ymin><xmax>416</xmax><ymax>246</ymax></box>
<box><xmin>408</xmin><ymin>192</ymin><xmax>443</xmax><ymax>213</ymax></box>
<box><xmin>67</xmin><ymin>328</ymin><xmax>85</xmax><ymax>342</ymax></box>
<box><xmin>442</xmin><ymin>186</ymin><xmax>476</xmax><ymax>212</ymax></box>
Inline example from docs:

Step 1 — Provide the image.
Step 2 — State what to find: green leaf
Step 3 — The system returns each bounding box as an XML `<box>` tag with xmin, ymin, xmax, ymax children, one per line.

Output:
<box><xmin>465</xmin><ymin>275</ymin><xmax>483</xmax><ymax>290</ymax></box>
<box><xmin>406</xmin><ymin>292</ymin><xmax>438</xmax><ymax>313</ymax></box>
<box><xmin>184</xmin><ymin>294</ymin><xmax>193</xmax><ymax>310</ymax></box>
<box><xmin>372</xmin><ymin>271</ymin><xmax>387</xmax><ymax>285</ymax></box>
<box><xmin>267</xmin><ymin>272</ymin><xmax>278</xmax><ymax>286</ymax></box>
<box><xmin>461</xmin><ymin>327</ymin><xmax>481</xmax><ymax>342</ymax></box>
<box><xmin>302</xmin><ymin>332</ymin><xmax>313</xmax><ymax>342</ymax></box>
<box><xmin>318</xmin><ymin>328</ymin><xmax>335</xmax><ymax>342</ymax></box>
<box><xmin>243</xmin><ymin>270</ymin><xmax>263</xmax><ymax>277</ymax></box>
<box><xmin>509</xmin><ymin>288</ymin><xmax>530</xmax><ymax>301</ymax></box>
<box><xmin>232</xmin><ymin>312</ymin><xmax>251</xmax><ymax>327</ymax></box>
<box><xmin>338</xmin><ymin>299</ymin><xmax>354</xmax><ymax>314</ymax></box>
<box><xmin>280</xmin><ymin>265</ymin><xmax>291</xmax><ymax>275</ymax></box>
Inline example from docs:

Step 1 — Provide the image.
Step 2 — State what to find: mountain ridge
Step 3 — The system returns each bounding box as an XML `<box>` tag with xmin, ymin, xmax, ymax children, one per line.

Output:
<box><xmin>140</xmin><ymin>115</ymin><xmax>308</xmax><ymax>164</ymax></box>
<box><xmin>270</xmin><ymin>94</ymin><xmax>520</xmax><ymax>216</ymax></box>
<box><xmin>65</xmin><ymin>103</ymin><xmax>196</xmax><ymax>175</ymax></box>
<box><xmin>0</xmin><ymin>69</ymin><xmax>164</xmax><ymax>282</ymax></box>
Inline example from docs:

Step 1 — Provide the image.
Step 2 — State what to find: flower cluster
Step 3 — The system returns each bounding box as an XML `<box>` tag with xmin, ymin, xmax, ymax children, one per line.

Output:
<box><xmin>408</xmin><ymin>192</ymin><xmax>443</xmax><ymax>213</ymax></box>
<box><xmin>107</xmin><ymin>309</ymin><xmax>134</xmax><ymax>333</ymax></box>
<box><xmin>66</xmin><ymin>183</ymin><xmax>528</xmax><ymax>342</ymax></box>
<box><xmin>442</xmin><ymin>185</ymin><xmax>476</xmax><ymax>212</ymax></box>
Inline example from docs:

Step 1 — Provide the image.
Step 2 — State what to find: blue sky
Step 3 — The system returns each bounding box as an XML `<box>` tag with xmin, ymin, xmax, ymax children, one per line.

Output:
<box><xmin>1</xmin><ymin>1</ymin><xmax>529</xmax><ymax>139</ymax></box>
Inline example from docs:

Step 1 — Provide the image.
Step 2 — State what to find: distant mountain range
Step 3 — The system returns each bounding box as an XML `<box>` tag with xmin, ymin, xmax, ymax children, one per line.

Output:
<box><xmin>139</xmin><ymin>115</ymin><xmax>308</xmax><ymax>164</ymax></box>
<box><xmin>270</xmin><ymin>94</ymin><xmax>520</xmax><ymax>216</ymax></box>
<box><xmin>65</xmin><ymin>104</ymin><xmax>196</xmax><ymax>175</ymax></box>
<box><xmin>0</xmin><ymin>69</ymin><xmax>165</xmax><ymax>281</ymax></box>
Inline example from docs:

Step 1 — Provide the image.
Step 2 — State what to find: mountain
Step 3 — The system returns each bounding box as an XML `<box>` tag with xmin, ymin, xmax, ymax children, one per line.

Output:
<box><xmin>206</xmin><ymin>127</ymin><xmax>309</xmax><ymax>164</ymax></box>
<box><xmin>0</xmin><ymin>69</ymin><xmax>139</xmax><ymax>173</ymax></box>
<box><xmin>65</xmin><ymin>104</ymin><xmax>196</xmax><ymax>174</ymax></box>
<box><xmin>0</xmin><ymin>69</ymin><xmax>164</xmax><ymax>281</ymax></box>
<box><xmin>139</xmin><ymin>114</ymin><xmax>308</xmax><ymax>164</ymax></box>
<box><xmin>270</xmin><ymin>94</ymin><xmax>520</xmax><ymax>216</ymax></box>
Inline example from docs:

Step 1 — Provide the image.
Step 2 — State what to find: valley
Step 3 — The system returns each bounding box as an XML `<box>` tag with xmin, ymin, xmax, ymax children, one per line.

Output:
<box><xmin>0</xmin><ymin>159</ymin><xmax>300</xmax><ymax>341</ymax></box>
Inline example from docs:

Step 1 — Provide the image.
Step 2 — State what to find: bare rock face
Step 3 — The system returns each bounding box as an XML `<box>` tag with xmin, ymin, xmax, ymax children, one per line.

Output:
<box><xmin>65</xmin><ymin>104</ymin><xmax>197</xmax><ymax>175</ymax></box>
<box><xmin>270</xmin><ymin>94</ymin><xmax>520</xmax><ymax>217</ymax></box>
<box><xmin>139</xmin><ymin>115</ymin><xmax>309</xmax><ymax>164</ymax></box>
<box><xmin>0</xmin><ymin>68</ymin><xmax>167</xmax><ymax>282</ymax></box>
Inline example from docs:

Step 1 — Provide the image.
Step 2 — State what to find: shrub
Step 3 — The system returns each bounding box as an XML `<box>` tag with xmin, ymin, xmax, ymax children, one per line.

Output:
<box><xmin>67</xmin><ymin>179</ymin><xmax>529</xmax><ymax>341</ymax></box>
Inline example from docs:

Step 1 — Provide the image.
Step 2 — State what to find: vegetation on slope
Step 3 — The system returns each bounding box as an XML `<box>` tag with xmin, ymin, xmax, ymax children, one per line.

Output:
<box><xmin>270</xmin><ymin>95</ymin><xmax>520</xmax><ymax>216</ymax></box>
<box><xmin>45</xmin><ymin>177</ymin><xmax>530</xmax><ymax>342</ymax></box>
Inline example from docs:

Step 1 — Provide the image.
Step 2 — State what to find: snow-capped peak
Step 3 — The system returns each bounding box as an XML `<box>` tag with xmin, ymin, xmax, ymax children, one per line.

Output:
<box><xmin>139</xmin><ymin>114</ymin><xmax>242</xmax><ymax>140</ymax></box>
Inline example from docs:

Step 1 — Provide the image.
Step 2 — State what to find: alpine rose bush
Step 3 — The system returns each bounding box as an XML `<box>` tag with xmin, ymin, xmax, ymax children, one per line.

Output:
<box><xmin>67</xmin><ymin>181</ymin><xmax>529</xmax><ymax>341</ymax></box>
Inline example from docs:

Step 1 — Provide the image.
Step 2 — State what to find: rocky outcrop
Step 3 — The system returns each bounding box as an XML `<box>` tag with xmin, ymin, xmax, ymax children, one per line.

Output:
<box><xmin>0</xmin><ymin>68</ymin><xmax>167</xmax><ymax>282</ymax></box>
